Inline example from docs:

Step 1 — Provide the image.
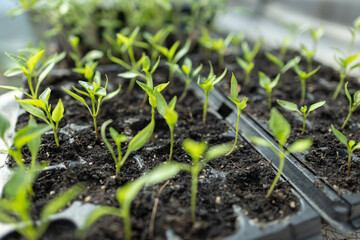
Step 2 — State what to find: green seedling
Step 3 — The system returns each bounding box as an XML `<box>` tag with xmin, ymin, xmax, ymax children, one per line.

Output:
<box><xmin>333</xmin><ymin>53</ymin><xmax>360</xmax><ymax>99</ymax></box>
<box><xmin>236</xmin><ymin>57</ymin><xmax>253</xmax><ymax>86</ymax></box>
<box><xmin>252</xmin><ymin>108</ymin><xmax>312</xmax><ymax>198</ymax></box>
<box><xmin>179</xmin><ymin>58</ymin><xmax>203</xmax><ymax>102</ymax></box>
<box><xmin>198</xmin><ymin>28</ymin><xmax>233</xmax><ymax>68</ymax></box>
<box><xmin>78</xmin><ymin>162</ymin><xmax>188</xmax><ymax>240</ymax></box>
<box><xmin>73</xmin><ymin>61</ymin><xmax>98</xmax><ymax>83</ymax></box>
<box><xmin>3</xmin><ymin>49</ymin><xmax>66</xmax><ymax>99</ymax></box>
<box><xmin>16</xmin><ymin>88</ymin><xmax>64</xmax><ymax>147</ymax></box>
<box><xmin>183</xmin><ymin>138</ymin><xmax>232</xmax><ymax>223</ymax></box>
<box><xmin>331</xmin><ymin>124</ymin><xmax>360</xmax><ymax>177</ymax></box>
<box><xmin>342</xmin><ymin>82</ymin><xmax>360</xmax><ymax>129</ymax></box>
<box><xmin>63</xmin><ymin>71</ymin><xmax>121</xmax><ymax>139</ymax></box>
<box><xmin>69</xmin><ymin>35</ymin><xmax>103</xmax><ymax>69</ymax></box>
<box><xmin>265</xmin><ymin>53</ymin><xmax>300</xmax><ymax>75</ymax></box>
<box><xmin>101</xmin><ymin>118</ymin><xmax>154</xmax><ymax>177</ymax></box>
<box><xmin>350</xmin><ymin>16</ymin><xmax>360</xmax><ymax>52</ymax></box>
<box><xmin>277</xmin><ymin>99</ymin><xmax>326</xmax><ymax>134</ymax></box>
<box><xmin>300</xmin><ymin>25</ymin><xmax>324</xmax><ymax>72</ymax></box>
<box><xmin>293</xmin><ymin>63</ymin><xmax>320</xmax><ymax>105</ymax></box>
<box><xmin>259</xmin><ymin>72</ymin><xmax>280</xmax><ymax>109</ymax></box>
<box><xmin>236</xmin><ymin>40</ymin><xmax>261</xmax><ymax>86</ymax></box>
<box><xmin>0</xmin><ymin>167</ymin><xmax>84</xmax><ymax>240</ymax></box>
<box><xmin>156</xmin><ymin>39</ymin><xmax>191</xmax><ymax>81</ymax></box>
<box><xmin>226</xmin><ymin>74</ymin><xmax>247</xmax><ymax>155</ymax></box>
<box><xmin>0</xmin><ymin>115</ymin><xmax>50</xmax><ymax>169</ymax></box>
<box><xmin>155</xmin><ymin>91</ymin><xmax>178</xmax><ymax>161</ymax></box>
<box><xmin>280</xmin><ymin>22</ymin><xmax>309</xmax><ymax>60</ymax></box>
<box><xmin>197</xmin><ymin>63</ymin><xmax>227</xmax><ymax>125</ymax></box>
<box><xmin>143</xmin><ymin>26</ymin><xmax>174</xmax><ymax>64</ymax></box>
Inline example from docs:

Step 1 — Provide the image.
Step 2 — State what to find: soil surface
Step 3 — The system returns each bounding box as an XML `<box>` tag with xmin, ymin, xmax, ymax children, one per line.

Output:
<box><xmin>193</xmin><ymin>49</ymin><xmax>360</xmax><ymax>194</ymax></box>
<box><xmin>4</xmin><ymin>65</ymin><xmax>300</xmax><ymax>239</ymax></box>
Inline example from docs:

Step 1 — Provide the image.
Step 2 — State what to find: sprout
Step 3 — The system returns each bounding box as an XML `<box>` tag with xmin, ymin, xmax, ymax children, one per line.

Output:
<box><xmin>16</xmin><ymin>88</ymin><xmax>64</xmax><ymax>147</ymax></box>
<box><xmin>73</xmin><ymin>61</ymin><xmax>98</xmax><ymax>83</ymax></box>
<box><xmin>258</xmin><ymin>72</ymin><xmax>280</xmax><ymax>109</ymax></box>
<box><xmin>280</xmin><ymin>22</ymin><xmax>309</xmax><ymax>60</ymax></box>
<box><xmin>226</xmin><ymin>74</ymin><xmax>247</xmax><ymax>155</ymax></box>
<box><xmin>332</xmin><ymin>53</ymin><xmax>360</xmax><ymax>100</ymax></box>
<box><xmin>252</xmin><ymin>108</ymin><xmax>312</xmax><ymax>198</ymax></box>
<box><xmin>301</xmin><ymin>25</ymin><xmax>324</xmax><ymax>72</ymax></box>
<box><xmin>197</xmin><ymin>62</ymin><xmax>227</xmax><ymax>125</ymax></box>
<box><xmin>293</xmin><ymin>63</ymin><xmax>320</xmax><ymax>105</ymax></box>
<box><xmin>182</xmin><ymin>139</ymin><xmax>231</xmax><ymax>223</ymax></box>
<box><xmin>342</xmin><ymin>82</ymin><xmax>360</xmax><ymax>129</ymax></box>
<box><xmin>0</xmin><ymin>168</ymin><xmax>84</xmax><ymax>240</ymax></box>
<box><xmin>3</xmin><ymin>49</ymin><xmax>66</xmax><ymax>99</ymax></box>
<box><xmin>68</xmin><ymin>35</ymin><xmax>103</xmax><ymax>69</ymax></box>
<box><xmin>179</xmin><ymin>58</ymin><xmax>203</xmax><ymax>102</ymax></box>
<box><xmin>277</xmin><ymin>99</ymin><xmax>326</xmax><ymax>134</ymax></box>
<box><xmin>349</xmin><ymin>16</ymin><xmax>360</xmax><ymax>52</ymax></box>
<box><xmin>63</xmin><ymin>71</ymin><xmax>121</xmax><ymax>139</ymax></box>
<box><xmin>331</xmin><ymin>124</ymin><xmax>360</xmax><ymax>177</ymax></box>
<box><xmin>155</xmin><ymin>91</ymin><xmax>178</xmax><ymax>161</ymax></box>
<box><xmin>236</xmin><ymin>39</ymin><xmax>261</xmax><ymax>86</ymax></box>
<box><xmin>143</xmin><ymin>26</ymin><xmax>174</xmax><ymax>64</ymax></box>
<box><xmin>265</xmin><ymin>53</ymin><xmax>300</xmax><ymax>75</ymax></box>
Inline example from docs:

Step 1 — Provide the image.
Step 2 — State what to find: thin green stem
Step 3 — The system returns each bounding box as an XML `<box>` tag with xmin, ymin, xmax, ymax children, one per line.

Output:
<box><xmin>347</xmin><ymin>151</ymin><xmax>352</xmax><ymax>177</ymax></box>
<box><xmin>302</xmin><ymin>115</ymin><xmax>306</xmax><ymax>134</ymax></box>
<box><xmin>244</xmin><ymin>71</ymin><xmax>250</xmax><ymax>85</ymax></box>
<box><xmin>300</xmin><ymin>78</ymin><xmax>306</xmax><ymax>105</ymax></box>
<box><xmin>169</xmin><ymin>125</ymin><xmax>174</xmax><ymax>161</ymax></box>
<box><xmin>218</xmin><ymin>52</ymin><xmax>224</xmax><ymax>70</ymax></box>
<box><xmin>27</xmin><ymin>75</ymin><xmax>36</xmax><ymax>99</ymax></box>
<box><xmin>53</xmin><ymin>125</ymin><xmax>59</xmax><ymax>147</ymax></box>
<box><xmin>266</xmin><ymin>145</ymin><xmax>285</xmax><ymax>199</ymax></box>
<box><xmin>333</xmin><ymin>73</ymin><xmax>346</xmax><ymax>100</ymax></box>
<box><xmin>116</xmin><ymin>143</ymin><xmax>122</xmax><ymax>176</ymax></box>
<box><xmin>122</xmin><ymin>207</ymin><xmax>132</xmax><ymax>240</ymax></box>
<box><xmin>267</xmin><ymin>91</ymin><xmax>272</xmax><ymax>109</ymax></box>
<box><xmin>227</xmin><ymin>110</ymin><xmax>240</xmax><ymax>155</ymax></box>
<box><xmin>191</xmin><ymin>167</ymin><xmax>199</xmax><ymax>224</ymax></box>
<box><xmin>203</xmin><ymin>92</ymin><xmax>208</xmax><ymax>125</ymax></box>
<box><xmin>127</xmin><ymin>78</ymin><xmax>136</xmax><ymax>93</ymax></box>
<box><xmin>169</xmin><ymin>65</ymin><xmax>174</xmax><ymax>82</ymax></box>
<box><xmin>179</xmin><ymin>81</ymin><xmax>190</xmax><ymax>103</ymax></box>
<box><xmin>93</xmin><ymin>115</ymin><xmax>99</xmax><ymax>139</ymax></box>
<box><xmin>342</xmin><ymin>110</ymin><xmax>353</xmax><ymax>129</ymax></box>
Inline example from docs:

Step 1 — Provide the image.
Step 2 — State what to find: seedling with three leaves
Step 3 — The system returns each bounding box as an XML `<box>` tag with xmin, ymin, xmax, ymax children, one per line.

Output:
<box><xmin>252</xmin><ymin>108</ymin><xmax>312</xmax><ymax>198</ymax></box>
<box><xmin>331</xmin><ymin>124</ymin><xmax>360</xmax><ymax>177</ymax></box>
<box><xmin>342</xmin><ymin>82</ymin><xmax>360</xmax><ymax>129</ymax></box>
<box><xmin>258</xmin><ymin>72</ymin><xmax>280</xmax><ymax>109</ymax></box>
<box><xmin>293</xmin><ymin>63</ymin><xmax>320</xmax><ymax>105</ymax></box>
<box><xmin>277</xmin><ymin>99</ymin><xmax>326</xmax><ymax>134</ymax></box>
<box><xmin>236</xmin><ymin>39</ymin><xmax>261</xmax><ymax>86</ymax></box>
<box><xmin>179</xmin><ymin>57</ymin><xmax>203</xmax><ymax>102</ymax></box>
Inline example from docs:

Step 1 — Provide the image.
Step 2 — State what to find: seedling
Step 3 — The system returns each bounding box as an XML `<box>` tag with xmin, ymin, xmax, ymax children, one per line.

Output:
<box><xmin>331</xmin><ymin>124</ymin><xmax>360</xmax><ymax>177</ymax></box>
<box><xmin>349</xmin><ymin>16</ymin><xmax>360</xmax><ymax>52</ymax></box>
<box><xmin>277</xmin><ymin>99</ymin><xmax>326</xmax><ymax>134</ymax></box>
<box><xmin>197</xmin><ymin>62</ymin><xmax>227</xmax><ymax>125</ymax></box>
<box><xmin>143</xmin><ymin>26</ymin><xmax>174</xmax><ymax>64</ymax></box>
<box><xmin>0</xmin><ymin>167</ymin><xmax>84</xmax><ymax>240</ymax></box>
<box><xmin>258</xmin><ymin>72</ymin><xmax>280</xmax><ymax>109</ymax></box>
<box><xmin>78</xmin><ymin>162</ymin><xmax>188</xmax><ymax>240</ymax></box>
<box><xmin>182</xmin><ymin>138</ymin><xmax>232</xmax><ymax>223</ymax></box>
<box><xmin>3</xmin><ymin>49</ymin><xmax>66</xmax><ymax>99</ymax></box>
<box><xmin>236</xmin><ymin>39</ymin><xmax>261</xmax><ymax>85</ymax></box>
<box><xmin>332</xmin><ymin>53</ymin><xmax>360</xmax><ymax>99</ymax></box>
<box><xmin>0</xmin><ymin>114</ymin><xmax>50</xmax><ymax>169</ymax></box>
<box><xmin>179</xmin><ymin>58</ymin><xmax>203</xmax><ymax>102</ymax></box>
<box><xmin>68</xmin><ymin>35</ymin><xmax>103</xmax><ymax>69</ymax></box>
<box><xmin>226</xmin><ymin>74</ymin><xmax>247</xmax><ymax>155</ymax></box>
<box><xmin>280</xmin><ymin>22</ymin><xmax>309</xmax><ymax>60</ymax></box>
<box><xmin>156</xmin><ymin>39</ymin><xmax>191</xmax><ymax>81</ymax></box>
<box><xmin>300</xmin><ymin>25</ymin><xmax>324</xmax><ymax>72</ymax></box>
<box><xmin>16</xmin><ymin>88</ymin><xmax>64</xmax><ymax>147</ymax></box>
<box><xmin>73</xmin><ymin>61</ymin><xmax>98</xmax><ymax>83</ymax></box>
<box><xmin>342</xmin><ymin>82</ymin><xmax>360</xmax><ymax>128</ymax></box>
<box><xmin>236</xmin><ymin>57</ymin><xmax>253</xmax><ymax>86</ymax></box>
<box><xmin>265</xmin><ymin>53</ymin><xmax>300</xmax><ymax>75</ymax></box>
<box><xmin>101</xmin><ymin>118</ymin><xmax>154</xmax><ymax>177</ymax></box>
<box><xmin>252</xmin><ymin>108</ymin><xmax>312</xmax><ymax>198</ymax></box>
<box><xmin>293</xmin><ymin>63</ymin><xmax>320</xmax><ymax>105</ymax></box>
<box><xmin>63</xmin><ymin>71</ymin><xmax>121</xmax><ymax>139</ymax></box>
<box><xmin>155</xmin><ymin>91</ymin><xmax>178</xmax><ymax>161</ymax></box>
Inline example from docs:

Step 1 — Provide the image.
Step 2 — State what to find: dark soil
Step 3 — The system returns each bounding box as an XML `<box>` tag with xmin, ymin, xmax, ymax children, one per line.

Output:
<box><xmin>4</xmin><ymin>65</ymin><xmax>300</xmax><ymax>239</ymax></box>
<box><xmin>195</xmin><ymin>49</ymin><xmax>360</xmax><ymax>194</ymax></box>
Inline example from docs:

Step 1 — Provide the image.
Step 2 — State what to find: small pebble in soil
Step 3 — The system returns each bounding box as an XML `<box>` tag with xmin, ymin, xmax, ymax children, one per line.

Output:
<box><xmin>215</xmin><ymin>196</ymin><xmax>221</xmax><ymax>204</ymax></box>
<box><xmin>290</xmin><ymin>201</ymin><xmax>296</xmax><ymax>209</ymax></box>
<box><xmin>111</xmin><ymin>175</ymin><xmax>116</xmax><ymax>179</ymax></box>
<box><xmin>87</xmin><ymin>145</ymin><xmax>93</xmax><ymax>149</ymax></box>
<box><xmin>89</xmin><ymin>162</ymin><xmax>93</xmax><ymax>165</ymax></box>
<box><xmin>85</xmin><ymin>196</ymin><xmax>92</xmax><ymax>202</ymax></box>
<box><xmin>49</xmin><ymin>191</ymin><xmax>55</xmax><ymax>196</ymax></box>
<box><xmin>101</xmin><ymin>185</ymin><xmax>106</xmax><ymax>190</ymax></box>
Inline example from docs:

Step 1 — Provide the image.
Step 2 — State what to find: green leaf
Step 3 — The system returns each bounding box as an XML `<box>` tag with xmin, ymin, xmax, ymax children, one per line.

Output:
<box><xmin>82</xmin><ymin>50</ymin><xmax>103</xmax><ymax>64</ymax></box>
<box><xmin>354</xmin><ymin>91</ymin><xmax>360</xmax><ymax>105</ymax></box>
<box><xmin>192</xmin><ymin>64</ymin><xmax>203</xmax><ymax>78</ymax></box>
<box><xmin>236</xmin><ymin>57</ymin><xmax>248</xmax><ymax>71</ymax></box>
<box><xmin>0</xmin><ymin>112</ymin><xmax>10</xmax><ymax>140</ymax></box>
<box><xmin>230</xmin><ymin>73</ymin><xmax>238</xmax><ymax>98</ymax></box>
<box><xmin>205</xmin><ymin>143</ymin><xmax>232</xmax><ymax>161</ymax></box>
<box><xmin>289</xmin><ymin>139</ymin><xmax>313</xmax><ymax>152</ymax></box>
<box><xmin>345</xmin><ymin>82</ymin><xmax>352</xmax><ymax>104</ymax></box>
<box><xmin>137</xmin><ymin>81</ymin><xmax>153</xmax><ymax>96</ymax></box>
<box><xmin>27</xmin><ymin>118</ymin><xmax>41</xmax><ymax>163</ymax></box>
<box><xmin>352</xmin><ymin>142</ymin><xmax>360</xmax><ymax>151</ymax></box>
<box><xmin>127</xmin><ymin>119</ymin><xmax>155</xmax><ymax>152</ymax></box>
<box><xmin>174</xmin><ymin>39</ymin><xmax>191</xmax><ymax>63</ymax></box>
<box><xmin>14</xmin><ymin>123</ymin><xmax>51</xmax><ymax>149</ymax></box>
<box><xmin>238</xmin><ymin>97</ymin><xmax>248</xmax><ymax>110</ymax></box>
<box><xmin>251</xmin><ymin>137</ymin><xmax>273</xmax><ymax>148</ymax></box>
<box><xmin>3</xmin><ymin>167</ymin><xmax>37</xmax><ymax>199</ymax></box>
<box><xmin>62</xmin><ymin>87</ymin><xmax>87</xmax><ymax>106</ymax></box>
<box><xmin>27</xmin><ymin>50</ymin><xmax>44</xmax><ymax>73</ymax></box>
<box><xmin>118</xmin><ymin>72</ymin><xmax>141</xmax><ymax>79</ymax></box>
<box><xmin>103</xmin><ymin>84</ymin><xmax>121</xmax><ymax>102</ymax></box>
<box><xmin>306</xmin><ymin>65</ymin><xmax>321</xmax><ymax>78</ymax></box>
<box><xmin>16</xmin><ymin>98</ymin><xmax>48</xmax><ymax>122</ymax></box>
<box><xmin>39</xmin><ymin>87</ymin><xmax>51</xmax><ymax>103</ymax></box>
<box><xmin>282</xmin><ymin>56</ymin><xmax>301</xmax><ymax>73</ymax></box>
<box><xmin>308</xmin><ymin>101</ymin><xmax>326</xmax><ymax>113</ymax></box>
<box><xmin>331</xmin><ymin>124</ymin><xmax>348</xmax><ymax>146</ymax></box>
<box><xmin>110</xmin><ymin>127</ymin><xmax>127</xmax><ymax>145</ymax></box>
<box><xmin>259</xmin><ymin>72</ymin><xmax>271</xmax><ymax>89</ymax></box>
<box><xmin>353</xmin><ymin>16</ymin><xmax>360</xmax><ymax>29</ymax></box>
<box><xmin>277</xmin><ymin>100</ymin><xmax>300</xmax><ymax>114</ymax></box>
<box><xmin>269</xmin><ymin>74</ymin><xmax>280</xmax><ymax>89</ymax></box>
<box><xmin>38</xmin><ymin>62</ymin><xmax>55</xmax><ymax>90</ymax></box>
<box><xmin>41</xmin><ymin>184</ymin><xmax>85</xmax><ymax>221</ymax></box>
<box><xmin>154</xmin><ymin>82</ymin><xmax>170</xmax><ymax>92</ymax></box>
<box><xmin>269</xmin><ymin>108</ymin><xmax>291</xmax><ymax>145</ymax></box>
<box><xmin>168</xmin><ymin>41</ymin><xmax>180</xmax><ymax>60</ymax></box>
<box><xmin>213</xmin><ymin>68</ymin><xmax>227</xmax><ymax>85</ymax></box>
<box><xmin>345</xmin><ymin>53</ymin><xmax>359</xmax><ymax>66</ymax></box>
<box><xmin>5</xmin><ymin>52</ymin><xmax>28</xmax><ymax>74</ymax></box>
<box><xmin>4</xmin><ymin>67</ymin><xmax>23</xmax><ymax>77</ymax></box>
<box><xmin>52</xmin><ymin>99</ymin><xmax>64</xmax><ymax>123</ymax></box>
<box><xmin>265</xmin><ymin>53</ymin><xmax>283</xmax><ymax>69</ymax></box>
<box><xmin>79</xmin><ymin>81</ymin><xmax>94</xmax><ymax>92</ymax></box>
<box><xmin>155</xmin><ymin>90</ymin><xmax>167</xmax><ymax>116</ymax></box>
<box><xmin>18</xmin><ymin>99</ymin><xmax>47</xmax><ymax>110</ymax></box>
<box><xmin>182</xmin><ymin>139</ymin><xmax>207</xmax><ymax>161</ymax></box>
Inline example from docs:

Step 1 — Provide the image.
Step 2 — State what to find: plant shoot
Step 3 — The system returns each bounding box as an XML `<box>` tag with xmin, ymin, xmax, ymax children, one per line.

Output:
<box><xmin>342</xmin><ymin>82</ymin><xmax>360</xmax><ymax>128</ymax></box>
<box><xmin>258</xmin><ymin>72</ymin><xmax>280</xmax><ymax>109</ymax></box>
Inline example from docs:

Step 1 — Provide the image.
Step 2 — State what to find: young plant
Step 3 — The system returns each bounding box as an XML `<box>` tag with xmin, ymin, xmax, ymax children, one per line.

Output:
<box><xmin>332</xmin><ymin>53</ymin><xmax>360</xmax><ymax>99</ymax></box>
<box><xmin>280</xmin><ymin>22</ymin><xmax>309</xmax><ymax>60</ymax></box>
<box><xmin>73</xmin><ymin>61</ymin><xmax>98</xmax><ymax>83</ymax></box>
<box><xmin>182</xmin><ymin>138</ymin><xmax>232</xmax><ymax>223</ymax></box>
<box><xmin>258</xmin><ymin>72</ymin><xmax>280</xmax><ymax>109</ymax></box>
<box><xmin>16</xmin><ymin>88</ymin><xmax>64</xmax><ymax>147</ymax></box>
<box><xmin>179</xmin><ymin>57</ymin><xmax>203</xmax><ymax>102</ymax></box>
<box><xmin>155</xmin><ymin>91</ymin><xmax>178</xmax><ymax>161</ymax></box>
<box><xmin>197</xmin><ymin>63</ymin><xmax>227</xmax><ymax>125</ymax></box>
<box><xmin>300</xmin><ymin>25</ymin><xmax>325</xmax><ymax>72</ymax></box>
<box><xmin>63</xmin><ymin>71</ymin><xmax>121</xmax><ymax>139</ymax></box>
<box><xmin>3</xmin><ymin>49</ymin><xmax>66</xmax><ymax>99</ymax></box>
<box><xmin>0</xmin><ymin>115</ymin><xmax>50</xmax><ymax>169</ymax></box>
<box><xmin>0</xmin><ymin>168</ymin><xmax>84</xmax><ymax>240</ymax></box>
<box><xmin>236</xmin><ymin>39</ymin><xmax>261</xmax><ymax>86</ymax></box>
<box><xmin>226</xmin><ymin>74</ymin><xmax>247</xmax><ymax>155</ymax></box>
<box><xmin>156</xmin><ymin>39</ymin><xmax>191</xmax><ymax>81</ymax></box>
<box><xmin>252</xmin><ymin>108</ymin><xmax>312</xmax><ymax>198</ymax></box>
<box><xmin>68</xmin><ymin>35</ymin><xmax>103</xmax><ymax>69</ymax></box>
<box><xmin>78</xmin><ymin>162</ymin><xmax>188</xmax><ymax>240</ymax></box>
<box><xmin>101</xmin><ymin>118</ymin><xmax>154</xmax><ymax>177</ymax></box>
<box><xmin>349</xmin><ymin>16</ymin><xmax>360</xmax><ymax>52</ymax></box>
<box><xmin>342</xmin><ymin>82</ymin><xmax>360</xmax><ymax>129</ymax></box>
<box><xmin>143</xmin><ymin>26</ymin><xmax>174</xmax><ymax>64</ymax></box>
<box><xmin>277</xmin><ymin>99</ymin><xmax>326</xmax><ymax>134</ymax></box>
<box><xmin>265</xmin><ymin>53</ymin><xmax>300</xmax><ymax>75</ymax></box>
<box><xmin>293</xmin><ymin>63</ymin><xmax>320</xmax><ymax>105</ymax></box>
<box><xmin>331</xmin><ymin>124</ymin><xmax>360</xmax><ymax>177</ymax></box>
